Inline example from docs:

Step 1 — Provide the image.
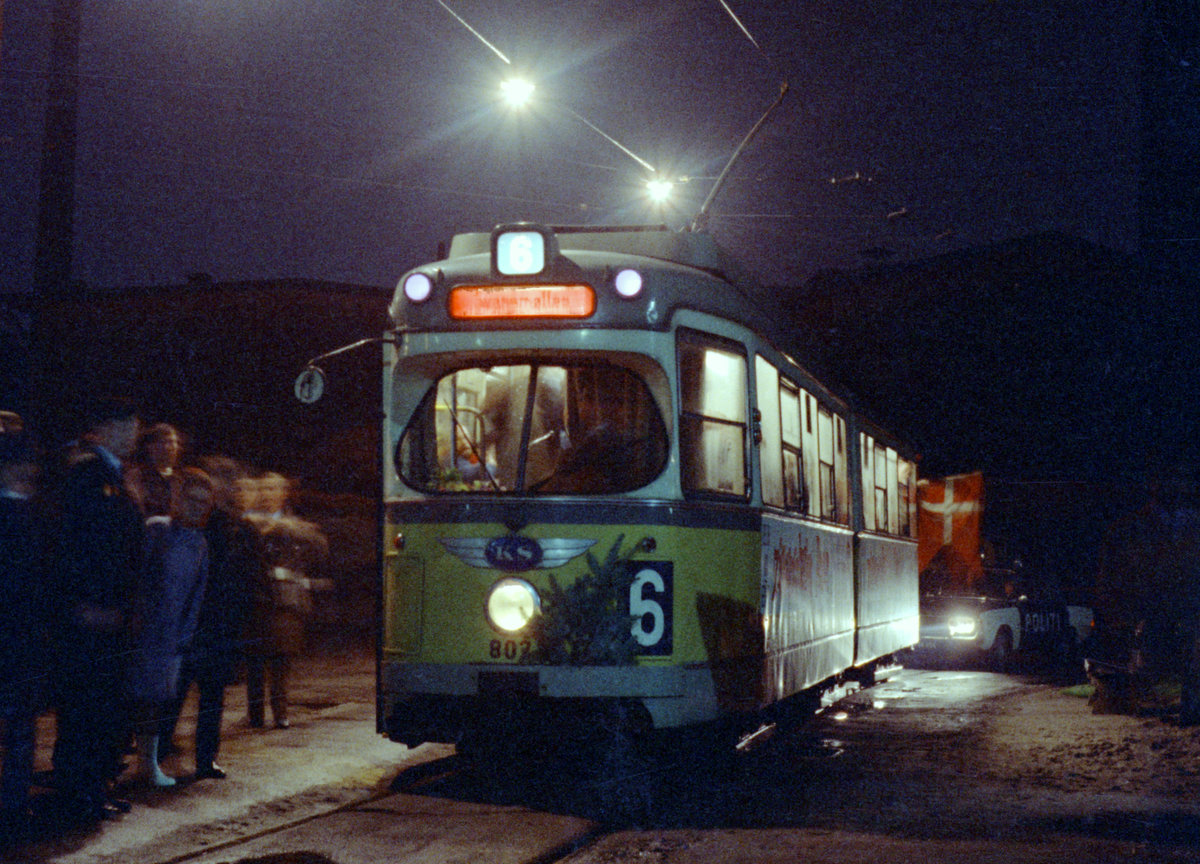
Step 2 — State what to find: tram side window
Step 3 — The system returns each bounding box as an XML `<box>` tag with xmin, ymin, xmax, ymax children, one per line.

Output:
<box><xmin>874</xmin><ymin>442</ymin><xmax>889</xmax><ymax>532</ymax></box>
<box><xmin>817</xmin><ymin>405</ymin><xmax>837</xmax><ymax>521</ymax></box>
<box><xmin>780</xmin><ymin>384</ymin><xmax>804</xmax><ymax>510</ymax></box>
<box><xmin>859</xmin><ymin>434</ymin><xmax>915</xmax><ymax>536</ymax></box>
<box><xmin>678</xmin><ymin>331</ymin><xmax>747</xmax><ymax>497</ymax></box>
<box><xmin>885</xmin><ymin>446</ymin><xmax>900</xmax><ymax>535</ymax></box>
<box><xmin>755</xmin><ymin>357</ymin><xmax>784</xmax><ymax>507</ymax></box>
<box><xmin>834</xmin><ymin>415</ymin><xmax>849</xmax><ymax>525</ymax></box>
<box><xmin>861</xmin><ymin>434</ymin><xmax>877</xmax><ymax>530</ymax></box>
<box><xmin>898</xmin><ymin>457</ymin><xmax>917</xmax><ymax>537</ymax></box>
<box><xmin>868</xmin><ymin>434</ymin><xmax>878</xmax><ymax>530</ymax></box>
<box><xmin>802</xmin><ymin>393</ymin><xmax>818</xmax><ymax>517</ymax></box>
<box><xmin>796</xmin><ymin>392</ymin><xmax>846</xmax><ymax>523</ymax></box>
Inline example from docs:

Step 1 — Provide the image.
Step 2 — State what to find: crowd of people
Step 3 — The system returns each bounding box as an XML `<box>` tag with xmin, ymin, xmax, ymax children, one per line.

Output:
<box><xmin>0</xmin><ymin>401</ymin><xmax>329</xmax><ymax>839</ymax></box>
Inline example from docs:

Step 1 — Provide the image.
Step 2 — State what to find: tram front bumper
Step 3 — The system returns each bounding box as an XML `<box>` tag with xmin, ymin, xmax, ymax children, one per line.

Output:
<box><xmin>380</xmin><ymin>662</ymin><xmax>708</xmax><ymax>746</ymax></box>
<box><xmin>385</xmin><ymin>662</ymin><xmax>686</xmax><ymax>699</ymax></box>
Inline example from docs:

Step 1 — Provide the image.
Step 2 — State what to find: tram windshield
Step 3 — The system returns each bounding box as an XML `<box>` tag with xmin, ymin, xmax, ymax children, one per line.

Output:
<box><xmin>397</xmin><ymin>361</ymin><xmax>668</xmax><ymax>494</ymax></box>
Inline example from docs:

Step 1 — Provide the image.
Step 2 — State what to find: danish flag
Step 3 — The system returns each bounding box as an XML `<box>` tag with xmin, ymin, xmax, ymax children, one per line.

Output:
<box><xmin>917</xmin><ymin>471</ymin><xmax>984</xmax><ymax>579</ymax></box>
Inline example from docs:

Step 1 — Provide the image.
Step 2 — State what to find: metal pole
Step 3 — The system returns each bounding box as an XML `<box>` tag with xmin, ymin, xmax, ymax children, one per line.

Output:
<box><xmin>690</xmin><ymin>79</ymin><xmax>789</xmax><ymax>234</ymax></box>
<box><xmin>32</xmin><ymin>0</ymin><xmax>82</xmax><ymax>296</ymax></box>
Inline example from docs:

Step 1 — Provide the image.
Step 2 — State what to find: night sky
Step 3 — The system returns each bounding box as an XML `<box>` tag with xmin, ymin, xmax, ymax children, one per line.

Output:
<box><xmin>2</xmin><ymin>0</ymin><xmax>1145</xmax><ymax>293</ymax></box>
<box><xmin>2</xmin><ymin>0</ymin><xmax>1197</xmax><ymax>586</ymax></box>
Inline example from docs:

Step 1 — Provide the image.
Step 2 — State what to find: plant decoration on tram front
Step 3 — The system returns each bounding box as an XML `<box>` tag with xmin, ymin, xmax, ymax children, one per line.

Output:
<box><xmin>527</xmin><ymin>534</ymin><xmax>644</xmax><ymax>666</ymax></box>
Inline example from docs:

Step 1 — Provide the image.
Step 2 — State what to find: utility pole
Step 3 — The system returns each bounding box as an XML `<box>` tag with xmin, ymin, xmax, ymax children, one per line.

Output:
<box><xmin>3</xmin><ymin>0</ymin><xmax>83</xmax><ymax>427</ymax></box>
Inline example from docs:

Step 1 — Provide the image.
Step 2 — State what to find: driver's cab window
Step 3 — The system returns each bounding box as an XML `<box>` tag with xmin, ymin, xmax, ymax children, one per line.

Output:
<box><xmin>397</xmin><ymin>362</ymin><xmax>667</xmax><ymax>494</ymax></box>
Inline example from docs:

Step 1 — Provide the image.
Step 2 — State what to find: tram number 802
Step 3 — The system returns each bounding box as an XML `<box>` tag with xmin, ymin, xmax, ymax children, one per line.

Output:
<box><xmin>489</xmin><ymin>639</ymin><xmax>533</xmax><ymax>660</ymax></box>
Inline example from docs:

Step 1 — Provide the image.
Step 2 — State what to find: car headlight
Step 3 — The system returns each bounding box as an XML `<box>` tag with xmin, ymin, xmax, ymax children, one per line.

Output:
<box><xmin>486</xmin><ymin>578</ymin><xmax>540</xmax><ymax>633</ymax></box>
<box><xmin>947</xmin><ymin>615</ymin><xmax>979</xmax><ymax>638</ymax></box>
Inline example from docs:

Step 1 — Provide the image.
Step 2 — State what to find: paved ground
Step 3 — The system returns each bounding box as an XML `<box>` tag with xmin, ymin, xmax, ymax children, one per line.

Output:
<box><xmin>4</xmin><ymin>629</ymin><xmax>430</xmax><ymax>864</ymax></box>
<box><xmin>8</xmin><ymin>643</ymin><xmax>1200</xmax><ymax>864</ymax></box>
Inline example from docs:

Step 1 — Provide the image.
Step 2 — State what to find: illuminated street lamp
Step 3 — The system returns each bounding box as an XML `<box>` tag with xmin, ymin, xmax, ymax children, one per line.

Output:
<box><xmin>439</xmin><ymin>0</ymin><xmax>784</xmax><ymax>232</ymax></box>
<box><xmin>645</xmin><ymin>176</ymin><xmax>674</xmax><ymax>204</ymax></box>
<box><xmin>499</xmin><ymin>77</ymin><xmax>535</xmax><ymax>109</ymax></box>
<box><xmin>498</xmin><ymin>77</ymin><xmax>656</xmax><ymax>174</ymax></box>
<box><xmin>491</xmin><ymin>65</ymin><xmax>693</xmax><ymax>220</ymax></box>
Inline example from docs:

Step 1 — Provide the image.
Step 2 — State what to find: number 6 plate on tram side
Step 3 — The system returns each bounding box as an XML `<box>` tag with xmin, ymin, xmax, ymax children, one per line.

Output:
<box><xmin>628</xmin><ymin>561</ymin><xmax>673</xmax><ymax>656</ymax></box>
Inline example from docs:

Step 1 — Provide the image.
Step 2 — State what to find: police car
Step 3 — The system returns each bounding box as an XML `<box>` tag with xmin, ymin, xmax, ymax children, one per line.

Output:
<box><xmin>916</xmin><ymin>569</ymin><xmax>1093</xmax><ymax>670</ymax></box>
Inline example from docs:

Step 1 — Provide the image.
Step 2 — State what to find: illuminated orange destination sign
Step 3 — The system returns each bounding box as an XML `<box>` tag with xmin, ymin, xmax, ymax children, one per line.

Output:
<box><xmin>448</xmin><ymin>284</ymin><xmax>596</xmax><ymax>319</ymax></box>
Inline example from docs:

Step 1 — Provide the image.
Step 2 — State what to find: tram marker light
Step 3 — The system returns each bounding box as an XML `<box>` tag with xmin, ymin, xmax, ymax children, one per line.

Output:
<box><xmin>645</xmin><ymin>177</ymin><xmax>674</xmax><ymax>203</ymax></box>
<box><xmin>403</xmin><ymin>272</ymin><xmax>434</xmax><ymax>303</ymax></box>
<box><xmin>614</xmin><ymin>268</ymin><xmax>644</xmax><ymax>298</ymax></box>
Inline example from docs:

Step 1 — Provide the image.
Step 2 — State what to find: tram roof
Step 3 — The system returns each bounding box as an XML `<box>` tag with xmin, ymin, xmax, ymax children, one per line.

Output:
<box><xmin>390</xmin><ymin>223</ymin><xmax>767</xmax><ymax>331</ymax></box>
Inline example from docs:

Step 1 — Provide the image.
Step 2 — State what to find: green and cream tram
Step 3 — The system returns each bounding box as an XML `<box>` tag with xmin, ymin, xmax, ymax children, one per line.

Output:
<box><xmin>378</xmin><ymin>223</ymin><xmax>918</xmax><ymax>751</ymax></box>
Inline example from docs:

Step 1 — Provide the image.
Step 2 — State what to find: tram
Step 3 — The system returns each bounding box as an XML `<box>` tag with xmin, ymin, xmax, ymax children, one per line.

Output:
<box><xmin>374</xmin><ymin>222</ymin><xmax>919</xmax><ymax>752</ymax></box>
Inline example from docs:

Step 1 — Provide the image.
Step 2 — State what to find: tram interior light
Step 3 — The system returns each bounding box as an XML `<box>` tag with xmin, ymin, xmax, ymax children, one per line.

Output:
<box><xmin>404</xmin><ymin>272</ymin><xmax>434</xmax><ymax>303</ymax></box>
<box><xmin>614</xmin><ymin>268</ymin><xmax>644</xmax><ymax>298</ymax></box>
<box><xmin>487</xmin><ymin>578</ymin><xmax>541</xmax><ymax>633</ymax></box>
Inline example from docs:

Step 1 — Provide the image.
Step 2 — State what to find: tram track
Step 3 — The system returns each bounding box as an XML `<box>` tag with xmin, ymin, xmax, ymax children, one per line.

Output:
<box><xmin>155</xmin><ymin>744</ymin><xmax>761</xmax><ymax>864</ymax></box>
<box><xmin>143</xmin><ymin>750</ymin><xmax>615</xmax><ymax>864</ymax></box>
<box><xmin>136</xmin><ymin>680</ymin><xmax>881</xmax><ymax>864</ymax></box>
<box><xmin>121</xmin><ymin>786</ymin><xmax>396</xmax><ymax>864</ymax></box>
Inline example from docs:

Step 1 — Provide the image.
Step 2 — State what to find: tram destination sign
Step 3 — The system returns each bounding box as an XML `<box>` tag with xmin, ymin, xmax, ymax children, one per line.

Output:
<box><xmin>448</xmin><ymin>284</ymin><xmax>596</xmax><ymax>319</ymax></box>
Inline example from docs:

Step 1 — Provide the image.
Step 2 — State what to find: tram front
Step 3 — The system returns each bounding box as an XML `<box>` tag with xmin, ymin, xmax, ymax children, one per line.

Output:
<box><xmin>378</xmin><ymin>223</ymin><xmax>765</xmax><ymax>754</ymax></box>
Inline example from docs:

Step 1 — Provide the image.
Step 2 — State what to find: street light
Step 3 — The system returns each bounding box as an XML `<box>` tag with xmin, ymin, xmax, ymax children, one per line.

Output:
<box><xmin>499</xmin><ymin>77</ymin><xmax>535</xmax><ymax>109</ymax></box>
<box><xmin>497</xmin><ymin>78</ymin><xmax>656</xmax><ymax>173</ymax></box>
<box><xmin>437</xmin><ymin>0</ymin><xmax>786</xmax><ymax>233</ymax></box>
<box><xmin>438</xmin><ymin>1</ymin><xmax>687</xmax><ymax>214</ymax></box>
<box><xmin>645</xmin><ymin>177</ymin><xmax>674</xmax><ymax>204</ymax></box>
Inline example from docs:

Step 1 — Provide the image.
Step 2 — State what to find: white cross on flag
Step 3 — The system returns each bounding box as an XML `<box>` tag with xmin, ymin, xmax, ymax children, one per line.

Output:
<box><xmin>917</xmin><ymin>471</ymin><xmax>984</xmax><ymax>578</ymax></box>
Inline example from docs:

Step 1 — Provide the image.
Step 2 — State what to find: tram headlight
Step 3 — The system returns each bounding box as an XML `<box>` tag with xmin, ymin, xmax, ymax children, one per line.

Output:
<box><xmin>613</xmin><ymin>268</ymin><xmax>643</xmax><ymax>298</ymax></box>
<box><xmin>403</xmin><ymin>272</ymin><xmax>434</xmax><ymax>303</ymax></box>
<box><xmin>486</xmin><ymin>578</ymin><xmax>541</xmax><ymax>633</ymax></box>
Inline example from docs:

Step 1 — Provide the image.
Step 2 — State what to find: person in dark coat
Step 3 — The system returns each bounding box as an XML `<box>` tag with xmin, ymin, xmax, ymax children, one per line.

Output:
<box><xmin>51</xmin><ymin>398</ymin><xmax>143</xmax><ymax>823</ymax></box>
<box><xmin>127</xmin><ymin>467</ymin><xmax>213</xmax><ymax>787</ymax></box>
<box><xmin>0</xmin><ymin>427</ymin><xmax>49</xmax><ymax>839</ymax></box>
<box><xmin>159</xmin><ymin>457</ymin><xmax>260</xmax><ymax>779</ymax></box>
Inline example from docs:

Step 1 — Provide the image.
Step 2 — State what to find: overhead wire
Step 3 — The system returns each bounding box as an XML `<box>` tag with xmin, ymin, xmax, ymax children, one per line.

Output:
<box><xmin>690</xmin><ymin>0</ymin><xmax>790</xmax><ymax>231</ymax></box>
